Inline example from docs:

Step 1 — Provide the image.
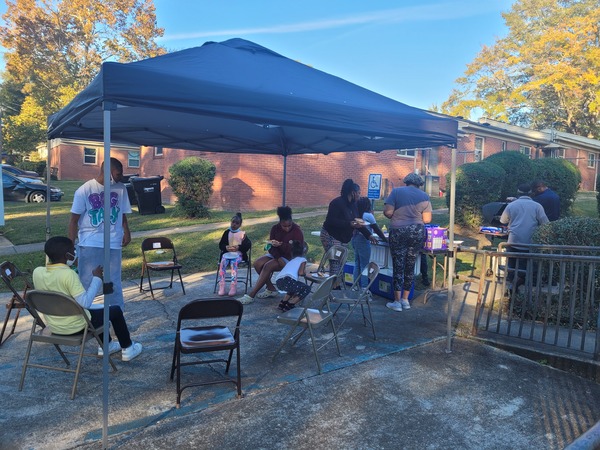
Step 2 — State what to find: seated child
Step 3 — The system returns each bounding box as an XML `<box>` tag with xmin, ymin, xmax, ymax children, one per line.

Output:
<box><xmin>217</xmin><ymin>213</ymin><xmax>251</xmax><ymax>296</ymax></box>
<box><xmin>274</xmin><ymin>240</ymin><xmax>311</xmax><ymax>311</ymax></box>
<box><xmin>32</xmin><ymin>236</ymin><xmax>142</xmax><ymax>361</ymax></box>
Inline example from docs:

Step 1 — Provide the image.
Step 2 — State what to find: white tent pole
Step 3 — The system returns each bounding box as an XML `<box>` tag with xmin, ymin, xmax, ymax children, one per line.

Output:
<box><xmin>101</xmin><ymin>102</ymin><xmax>115</xmax><ymax>449</ymax></box>
<box><xmin>446</xmin><ymin>145</ymin><xmax>457</xmax><ymax>353</ymax></box>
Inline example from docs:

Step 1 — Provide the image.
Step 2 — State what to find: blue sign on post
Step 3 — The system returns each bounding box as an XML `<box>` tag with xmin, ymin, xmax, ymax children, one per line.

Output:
<box><xmin>367</xmin><ymin>173</ymin><xmax>382</xmax><ymax>199</ymax></box>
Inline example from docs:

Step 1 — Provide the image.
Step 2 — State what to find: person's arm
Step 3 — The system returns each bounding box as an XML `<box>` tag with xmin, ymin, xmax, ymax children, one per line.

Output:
<box><xmin>73</xmin><ymin>266</ymin><xmax>103</xmax><ymax>309</ymax></box>
<box><xmin>383</xmin><ymin>204</ymin><xmax>394</xmax><ymax>219</ymax></box>
<box><xmin>218</xmin><ymin>230</ymin><xmax>229</xmax><ymax>253</ymax></box>
<box><xmin>422</xmin><ymin>211</ymin><xmax>432</xmax><ymax>224</ymax></box>
<box><xmin>68</xmin><ymin>213</ymin><xmax>81</xmax><ymax>243</ymax></box>
<box><xmin>500</xmin><ymin>208</ymin><xmax>510</xmax><ymax>225</ymax></box>
<box><xmin>122</xmin><ymin>214</ymin><xmax>131</xmax><ymax>247</ymax></box>
<box><xmin>239</xmin><ymin>234</ymin><xmax>251</xmax><ymax>258</ymax></box>
<box><xmin>372</xmin><ymin>223</ymin><xmax>387</xmax><ymax>242</ymax></box>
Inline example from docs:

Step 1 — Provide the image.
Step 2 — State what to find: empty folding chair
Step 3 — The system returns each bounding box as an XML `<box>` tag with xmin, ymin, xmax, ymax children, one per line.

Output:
<box><xmin>330</xmin><ymin>262</ymin><xmax>380</xmax><ymax>340</ymax></box>
<box><xmin>304</xmin><ymin>245</ymin><xmax>348</xmax><ymax>289</ymax></box>
<box><xmin>0</xmin><ymin>261</ymin><xmax>32</xmax><ymax>346</ymax></box>
<box><xmin>170</xmin><ymin>298</ymin><xmax>243</xmax><ymax>408</ymax></box>
<box><xmin>140</xmin><ymin>237</ymin><xmax>185</xmax><ymax>299</ymax></box>
<box><xmin>20</xmin><ymin>290</ymin><xmax>117</xmax><ymax>400</ymax></box>
<box><xmin>273</xmin><ymin>275</ymin><xmax>341</xmax><ymax>374</ymax></box>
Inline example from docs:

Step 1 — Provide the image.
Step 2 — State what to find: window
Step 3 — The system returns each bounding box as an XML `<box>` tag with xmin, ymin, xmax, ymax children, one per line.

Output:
<box><xmin>519</xmin><ymin>145</ymin><xmax>531</xmax><ymax>159</ymax></box>
<box><xmin>83</xmin><ymin>147</ymin><xmax>97</xmax><ymax>165</ymax></box>
<box><xmin>555</xmin><ymin>148</ymin><xmax>565</xmax><ymax>159</ymax></box>
<box><xmin>474</xmin><ymin>137</ymin><xmax>484</xmax><ymax>162</ymax></box>
<box><xmin>154</xmin><ymin>146</ymin><xmax>163</xmax><ymax>158</ymax></box>
<box><xmin>588</xmin><ymin>152</ymin><xmax>596</xmax><ymax>168</ymax></box>
<box><xmin>128</xmin><ymin>150</ymin><xmax>140</xmax><ymax>168</ymax></box>
<box><xmin>501</xmin><ymin>141</ymin><xmax>507</xmax><ymax>151</ymax></box>
<box><xmin>396</xmin><ymin>149</ymin><xmax>416</xmax><ymax>157</ymax></box>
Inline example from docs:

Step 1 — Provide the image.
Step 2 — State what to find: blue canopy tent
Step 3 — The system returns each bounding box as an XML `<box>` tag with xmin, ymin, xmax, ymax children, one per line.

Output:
<box><xmin>46</xmin><ymin>38</ymin><xmax>458</xmax><ymax>447</ymax></box>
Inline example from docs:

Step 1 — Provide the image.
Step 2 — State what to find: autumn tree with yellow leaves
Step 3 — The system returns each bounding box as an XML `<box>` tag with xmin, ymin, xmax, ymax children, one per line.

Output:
<box><xmin>441</xmin><ymin>0</ymin><xmax>600</xmax><ymax>138</ymax></box>
<box><xmin>0</xmin><ymin>0</ymin><xmax>166</xmax><ymax>158</ymax></box>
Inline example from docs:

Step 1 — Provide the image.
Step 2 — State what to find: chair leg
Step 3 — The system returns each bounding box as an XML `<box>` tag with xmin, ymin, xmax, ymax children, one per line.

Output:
<box><xmin>18</xmin><ymin>325</ymin><xmax>36</xmax><ymax>391</ymax></box>
<box><xmin>170</xmin><ymin>339</ymin><xmax>178</xmax><ymax>381</ymax></box>
<box><xmin>306</xmin><ymin>322</ymin><xmax>322</xmax><ymax>374</ymax></box>
<box><xmin>272</xmin><ymin>323</ymin><xmax>299</xmax><ymax>361</ymax></box>
<box><xmin>139</xmin><ymin>264</ymin><xmax>146</xmax><ymax>293</ymax></box>
<box><xmin>70</xmin><ymin>329</ymin><xmax>91</xmax><ymax>399</ymax></box>
<box><xmin>177</xmin><ymin>269</ymin><xmax>185</xmax><ymax>294</ymax></box>
<box><xmin>363</xmin><ymin>302</ymin><xmax>377</xmax><ymax>340</ymax></box>
<box><xmin>0</xmin><ymin>303</ymin><xmax>19</xmax><ymax>345</ymax></box>
<box><xmin>146</xmin><ymin>270</ymin><xmax>156</xmax><ymax>299</ymax></box>
<box><xmin>235</xmin><ymin>346</ymin><xmax>242</xmax><ymax>397</ymax></box>
<box><xmin>225</xmin><ymin>348</ymin><xmax>234</xmax><ymax>373</ymax></box>
<box><xmin>168</xmin><ymin>270</ymin><xmax>175</xmax><ymax>289</ymax></box>
<box><xmin>176</xmin><ymin>350</ymin><xmax>182</xmax><ymax>408</ymax></box>
<box><xmin>53</xmin><ymin>343</ymin><xmax>71</xmax><ymax>366</ymax></box>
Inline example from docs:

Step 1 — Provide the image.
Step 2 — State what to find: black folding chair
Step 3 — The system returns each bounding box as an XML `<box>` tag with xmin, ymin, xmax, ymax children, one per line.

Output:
<box><xmin>0</xmin><ymin>261</ymin><xmax>33</xmax><ymax>346</ymax></box>
<box><xmin>140</xmin><ymin>237</ymin><xmax>185</xmax><ymax>299</ymax></box>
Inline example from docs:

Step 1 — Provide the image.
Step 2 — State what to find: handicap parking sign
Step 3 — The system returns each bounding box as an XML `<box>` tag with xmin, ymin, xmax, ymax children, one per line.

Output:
<box><xmin>367</xmin><ymin>174</ymin><xmax>382</xmax><ymax>199</ymax></box>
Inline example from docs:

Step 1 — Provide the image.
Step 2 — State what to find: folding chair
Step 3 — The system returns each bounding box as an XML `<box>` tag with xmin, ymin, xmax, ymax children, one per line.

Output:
<box><xmin>273</xmin><ymin>275</ymin><xmax>341</xmax><ymax>374</ymax></box>
<box><xmin>213</xmin><ymin>245</ymin><xmax>253</xmax><ymax>294</ymax></box>
<box><xmin>330</xmin><ymin>262</ymin><xmax>380</xmax><ymax>340</ymax></box>
<box><xmin>140</xmin><ymin>237</ymin><xmax>185</xmax><ymax>299</ymax></box>
<box><xmin>0</xmin><ymin>261</ymin><xmax>32</xmax><ymax>346</ymax></box>
<box><xmin>170</xmin><ymin>298</ymin><xmax>243</xmax><ymax>408</ymax></box>
<box><xmin>304</xmin><ymin>245</ymin><xmax>348</xmax><ymax>289</ymax></box>
<box><xmin>20</xmin><ymin>290</ymin><xmax>117</xmax><ymax>400</ymax></box>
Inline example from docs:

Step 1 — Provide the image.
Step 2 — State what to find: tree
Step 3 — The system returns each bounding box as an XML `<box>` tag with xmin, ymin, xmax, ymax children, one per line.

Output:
<box><xmin>0</xmin><ymin>0</ymin><xmax>166</xmax><ymax>157</ymax></box>
<box><xmin>441</xmin><ymin>0</ymin><xmax>600</xmax><ymax>138</ymax></box>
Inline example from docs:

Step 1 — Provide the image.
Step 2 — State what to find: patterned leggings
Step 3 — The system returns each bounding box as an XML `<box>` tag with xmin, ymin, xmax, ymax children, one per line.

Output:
<box><xmin>218</xmin><ymin>254</ymin><xmax>242</xmax><ymax>283</ymax></box>
<box><xmin>389</xmin><ymin>225</ymin><xmax>425</xmax><ymax>292</ymax></box>
<box><xmin>319</xmin><ymin>227</ymin><xmax>348</xmax><ymax>277</ymax></box>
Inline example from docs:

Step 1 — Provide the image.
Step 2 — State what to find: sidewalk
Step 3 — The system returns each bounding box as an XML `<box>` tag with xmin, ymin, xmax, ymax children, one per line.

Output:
<box><xmin>1</xmin><ymin>273</ymin><xmax>599</xmax><ymax>449</ymax></box>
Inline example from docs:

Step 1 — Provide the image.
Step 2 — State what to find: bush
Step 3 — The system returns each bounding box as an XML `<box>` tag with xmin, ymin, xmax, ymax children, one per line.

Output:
<box><xmin>484</xmin><ymin>151</ymin><xmax>534</xmax><ymax>200</ymax></box>
<box><xmin>446</xmin><ymin>161</ymin><xmax>506</xmax><ymax>227</ymax></box>
<box><xmin>532</xmin><ymin>216</ymin><xmax>600</xmax><ymax>246</ymax></box>
<box><xmin>19</xmin><ymin>160</ymin><xmax>45</xmax><ymax>176</ymax></box>
<box><xmin>168</xmin><ymin>157</ymin><xmax>216</xmax><ymax>218</ymax></box>
<box><xmin>531</xmin><ymin>158</ymin><xmax>580</xmax><ymax>217</ymax></box>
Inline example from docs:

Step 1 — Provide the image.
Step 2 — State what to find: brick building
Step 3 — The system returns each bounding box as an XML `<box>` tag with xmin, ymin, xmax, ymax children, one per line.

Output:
<box><xmin>47</xmin><ymin>117</ymin><xmax>600</xmax><ymax>211</ymax></box>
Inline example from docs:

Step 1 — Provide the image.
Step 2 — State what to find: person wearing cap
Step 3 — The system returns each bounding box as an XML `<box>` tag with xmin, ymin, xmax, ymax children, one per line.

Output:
<box><xmin>531</xmin><ymin>180</ymin><xmax>560</xmax><ymax>221</ymax></box>
<box><xmin>383</xmin><ymin>173</ymin><xmax>432</xmax><ymax>312</ymax></box>
<box><xmin>500</xmin><ymin>183</ymin><xmax>549</xmax><ymax>287</ymax></box>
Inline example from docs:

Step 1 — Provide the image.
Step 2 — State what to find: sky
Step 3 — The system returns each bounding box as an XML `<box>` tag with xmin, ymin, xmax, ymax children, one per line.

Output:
<box><xmin>153</xmin><ymin>0</ymin><xmax>513</xmax><ymax>111</ymax></box>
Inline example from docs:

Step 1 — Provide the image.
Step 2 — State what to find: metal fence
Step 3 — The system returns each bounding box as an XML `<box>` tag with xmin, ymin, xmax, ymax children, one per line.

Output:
<box><xmin>463</xmin><ymin>244</ymin><xmax>600</xmax><ymax>360</ymax></box>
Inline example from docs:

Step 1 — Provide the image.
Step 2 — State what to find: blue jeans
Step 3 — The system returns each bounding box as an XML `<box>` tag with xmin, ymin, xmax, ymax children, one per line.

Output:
<box><xmin>78</xmin><ymin>246</ymin><xmax>125</xmax><ymax>310</ymax></box>
<box><xmin>351</xmin><ymin>233</ymin><xmax>371</xmax><ymax>287</ymax></box>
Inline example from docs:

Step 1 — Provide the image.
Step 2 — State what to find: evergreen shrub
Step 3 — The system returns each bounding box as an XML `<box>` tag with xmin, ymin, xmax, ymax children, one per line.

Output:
<box><xmin>484</xmin><ymin>151</ymin><xmax>534</xmax><ymax>200</ymax></box>
<box><xmin>531</xmin><ymin>157</ymin><xmax>580</xmax><ymax>217</ymax></box>
<box><xmin>168</xmin><ymin>157</ymin><xmax>216</xmax><ymax>218</ymax></box>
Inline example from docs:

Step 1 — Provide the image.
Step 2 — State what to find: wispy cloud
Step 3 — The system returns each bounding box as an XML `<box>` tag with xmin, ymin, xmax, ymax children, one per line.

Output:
<box><xmin>160</xmin><ymin>2</ymin><xmax>506</xmax><ymax>42</ymax></box>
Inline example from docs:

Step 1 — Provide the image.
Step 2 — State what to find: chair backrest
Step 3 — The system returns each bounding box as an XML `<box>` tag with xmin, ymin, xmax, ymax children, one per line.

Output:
<box><xmin>317</xmin><ymin>245</ymin><xmax>347</xmax><ymax>272</ymax></box>
<box><xmin>25</xmin><ymin>290</ymin><xmax>86</xmax><ymax>318</ymax></box>
<box><xmin>142</xmin><ymin>236</ymin><xmax>176</xmax><ymax>253</ymax></box>
<box><xmin>177</xmin><ymin>298</ymin><xmax>243</xmax><ymax>329</ymax></box>
<box><xmin>309</xmin><ymin>275</ymin><xmax>337</xmax><ymax>310</ymax></box>
<box><xmin>0</xmin><ymin>261</ymin><xmax>31</xmax><ymax>301</ymax></box>
<box><xmin>363</xmin><ymin>262</ymin><xmax>380</xmax><ymax>291</ymax></box>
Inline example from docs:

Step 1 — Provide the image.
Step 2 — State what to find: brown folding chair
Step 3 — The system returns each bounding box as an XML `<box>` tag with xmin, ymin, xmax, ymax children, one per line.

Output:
<box><xmin>140</xmin><ymin>237</ymin><xmax>185</xmax><ymax>299</ymax></box>
<box><xmin>0</xmin><ymin>261</ymin><xmax>33</xmax><ymax>346</ymax></box>
<box><xmin>20</xmin><ymin>290</ymin><xmax>117</xmax><ymax>399</ymax></box>
<box><xmin>170</xmin><ymin>298</ymin><xmax>243</xmax><ymax>408</ymax></box>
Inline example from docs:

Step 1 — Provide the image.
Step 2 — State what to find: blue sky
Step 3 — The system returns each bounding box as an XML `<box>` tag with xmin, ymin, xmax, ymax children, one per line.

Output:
<box><xmin>154</xmin><ymin>0</ymin><xmax>513</xmax><ymax>111</ymax></box>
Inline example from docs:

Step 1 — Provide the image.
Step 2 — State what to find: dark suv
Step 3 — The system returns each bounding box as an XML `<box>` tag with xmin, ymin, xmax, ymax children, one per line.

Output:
<box><xmin>2</xmin><ymin>171</ymin><xmax>63</xmax><ymax>202</ymax></box>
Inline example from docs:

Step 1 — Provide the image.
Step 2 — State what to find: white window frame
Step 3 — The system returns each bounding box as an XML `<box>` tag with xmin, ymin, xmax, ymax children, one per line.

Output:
<box><xmin>128</xmin><ymin>150</ymin><xmax>140</xmax><ymax>168</ymax></box>
<box><xmin>83</xmin><ymin>147</ymin><xmax>97</xmax><ymax>165</ymax></box>
<box><xmin>501</xmin><ymin>141</ymin><xmax>507</xmax><ymax>151</ymax></box>
<box><xmin>519</xmin><ymin>145</ymin><xmax>532</xmax><ymax>159</ymax></box>
<box><xmin>474</xmin><ymin>136</ymin><xmax>484</xmax><ymax>162</ymax></box>
<box><xmin>154</xmin><ymin>146</ymin><xmax>163</xmax><ymax>157</ymax></box>
<box><xmin>588</xmin><ymin>152</ymin><xmax>596</xmax><ymax>168</ymax></box>
<box><xmin>396</xmin><ymin>149</ymin><xmax>416</xmax><ymax>158</ymax></box>
<box><xmin>554</xmin><ymin>148</ymin><xmax>565</xmax><ymax>159</ymax></box>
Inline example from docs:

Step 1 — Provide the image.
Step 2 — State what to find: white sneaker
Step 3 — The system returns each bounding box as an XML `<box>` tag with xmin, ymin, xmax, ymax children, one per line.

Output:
<box><xmin>400</xmin><ymin>300</ymin><xmax>411</xmax><ymax>310</ymax></box>
<box><xmin>239</xmin><ymin>294</ymin><xmax>254</xmax><ymax>305</ymax></box>
<box><xmin>98</xmin><ymin>341</ymin><xmax>121</xmax><ymax>356</ymax></box>
<box><xmin>386</xmin><ymin>301</ymin><xmax>403</xmax><ymax>312</ymax></box>
<box><xmin>256</xmin><ymin>289</ymin><xmax>278</xmax><ymax>299</ymax></box>
<box><xmin>121</xmin><ymin>342</ymin><xmax>142</xmax><ymax>362</ymax></box>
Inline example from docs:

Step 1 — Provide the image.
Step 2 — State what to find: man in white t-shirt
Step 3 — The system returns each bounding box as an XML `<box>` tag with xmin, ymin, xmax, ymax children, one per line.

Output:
<box><xmin>68</xmin><ymin>158</ymin><xmax>132</xmax><ymax>310</ymax></box>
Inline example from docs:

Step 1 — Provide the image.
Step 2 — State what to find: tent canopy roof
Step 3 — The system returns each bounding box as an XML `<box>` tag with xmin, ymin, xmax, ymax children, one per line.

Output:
<box><xmin>47</xmin><ymin>38</ymin><xmax>457</xmax><ymax>155</ymax></box>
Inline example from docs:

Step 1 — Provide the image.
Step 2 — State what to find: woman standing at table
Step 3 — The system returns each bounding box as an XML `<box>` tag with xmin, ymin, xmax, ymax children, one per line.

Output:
<box><xmin>383</xmin><ymin>173</ymin><xmax>432</xmax><ymax>312</ymax></box>
<box><xmin>321</xmin><ymin>179</ymin><xmax>376</xmax><ymax>282</ymax></box>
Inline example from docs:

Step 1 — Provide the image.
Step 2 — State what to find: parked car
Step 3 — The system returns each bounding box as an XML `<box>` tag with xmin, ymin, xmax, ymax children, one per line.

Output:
<box><xmin>1</xmin><ymin>164</ymin><xmax>42</xmax><ymax>180</ymax></box>
<box><xmin>2</xmin><ymin>171</ymin><xmax>63</xmax><ymax>203</ymax></box>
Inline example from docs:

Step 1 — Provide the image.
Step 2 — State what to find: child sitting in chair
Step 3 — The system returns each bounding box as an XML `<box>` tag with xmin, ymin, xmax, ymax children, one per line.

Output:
<box><xmin>32</xmin><ymin>236</ymin><xmax>142</xmax><ymax>361</ymax></box>
<box><xmin>217</xmin><ymin>213</ymin><xmax>251</xmax><ymax>296</ymax></box>
<box><xmin>274</xmin><ymin>240</ymin><xmax>311</xmax><ymax>311</ymax></box>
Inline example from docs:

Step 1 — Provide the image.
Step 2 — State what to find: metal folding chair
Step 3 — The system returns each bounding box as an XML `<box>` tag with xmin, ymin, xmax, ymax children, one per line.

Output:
<box><xmin>170</xmin><ymin>298</ymin><xmax>243</xmax><ymax>408</ymax></box>
<box><xmin>140</xmin><ymin>237</ymin><xmax>185</xmax><ymax>299</ymax></box>
<box><xmin>20</xmin><ymin>290</ymin><xmax>117</xmax><ymax>399</ymax></box>
<box><xmin>330</xmin><ymin>262</ymin><xmax>380</xmax><ymax>340</ymax></box>
<box><xmin>213</xmin><ymin>245</ymin><xmax>253</xmax><ymax>294</ymax></box>
<box><xmin>0</xmin><ymin>261</ymin><xmax>32</xmax><ymax>346</ymax></box>
<box><xmin>304</xmin><ymin>245</ymin><xmax>348</xmax><ymax>289</ymax></box>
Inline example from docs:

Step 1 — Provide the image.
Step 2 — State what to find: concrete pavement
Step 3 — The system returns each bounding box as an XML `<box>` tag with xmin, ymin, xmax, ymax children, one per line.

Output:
<box><xmin>1</xmin><ymin>271</ymin><xmax>599</xmax><ymax>449</ymax></box>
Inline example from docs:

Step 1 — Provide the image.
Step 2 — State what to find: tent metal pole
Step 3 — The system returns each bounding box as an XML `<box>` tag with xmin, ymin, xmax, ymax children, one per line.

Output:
<box><xmin>282</xmin><ymin>154</ymin><xmax>287</xmax><ymax>206</ymax></box>
<box><xmin>101</xmin><ymin>102</ymin><xmax>115</xmax><ymax>449</ymax></box>
<box><xmin>45</xmin><ymin>140</ymin><xmax>51</xmax><ymax>242</ymax></box>
<box><xmin>445</xmin><ymin>145</ymin><xmax>457</xmax><ymax>353</ymax></box>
